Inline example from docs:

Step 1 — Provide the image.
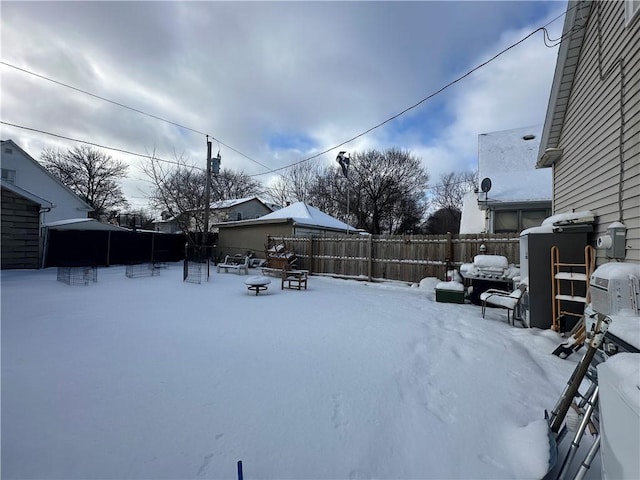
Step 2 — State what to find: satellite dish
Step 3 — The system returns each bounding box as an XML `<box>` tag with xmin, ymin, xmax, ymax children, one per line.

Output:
<box><xmin>480</xmin><ymin>177</ymin><xmax>492</xmax><ymax>193</ymax></box>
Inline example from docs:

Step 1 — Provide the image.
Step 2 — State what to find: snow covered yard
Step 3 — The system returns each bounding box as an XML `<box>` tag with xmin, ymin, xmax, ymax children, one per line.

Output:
<box><xmin>2</xmin><ymin>263</ymin><xmax>580</xmax><ymax>479</ymax></box>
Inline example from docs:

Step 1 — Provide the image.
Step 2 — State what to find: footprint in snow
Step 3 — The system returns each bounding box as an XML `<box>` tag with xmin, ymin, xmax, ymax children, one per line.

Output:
<box><xmin>197</xmin><ymin>453</ymin><xmax>214</xmax><ymax>477</ymax></box>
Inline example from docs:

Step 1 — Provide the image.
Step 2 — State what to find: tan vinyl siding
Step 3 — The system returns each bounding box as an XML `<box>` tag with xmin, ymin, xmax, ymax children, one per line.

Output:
<box><xmin>216</xmin><ymin>223</ymin><xmax>292</xmax><ymax>260</ymax></box>
<box><xmin>552</xmin><ymin>0</ymin><xmax>639</xmax><ymax>263</ymax></box>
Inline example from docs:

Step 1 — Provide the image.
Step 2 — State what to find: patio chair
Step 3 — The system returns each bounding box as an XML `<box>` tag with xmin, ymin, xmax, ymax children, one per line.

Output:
<box><xmin>480</xmin><ymin>283</ymin><xmax>527</xmax><ymax>326</ymax></box>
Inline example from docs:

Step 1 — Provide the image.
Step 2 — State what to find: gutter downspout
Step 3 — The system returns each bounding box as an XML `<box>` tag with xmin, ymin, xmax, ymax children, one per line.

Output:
<box><xmin>39</xmin><ymin>207</ymin><xmax>52</xmax><ymax>269</ymax></box>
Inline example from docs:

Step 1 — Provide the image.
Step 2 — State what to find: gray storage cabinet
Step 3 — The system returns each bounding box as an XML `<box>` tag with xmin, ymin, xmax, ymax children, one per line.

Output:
<box><xmin>520</xmin><ymin>232</ymin><xmax>588</xmax><ymax>329</ymax></box>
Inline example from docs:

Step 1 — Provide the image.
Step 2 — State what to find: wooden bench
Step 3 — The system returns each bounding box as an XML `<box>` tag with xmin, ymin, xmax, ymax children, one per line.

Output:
<box><xmin>282</xmin><ymin>269</ymin><xmax>308</xmax><ymax>290</ymax></box>
<box><xmin>217</xmin><ymin>255</ymin><xmax>249</xmax><ymax>275</ymax></box>
<box><xmin>261</xmin><ymin>266</ymin><xmax>308</xmax><ymax>290</ymax></box>
<box><xmin>261</xmin><ymin>241</ymin><xmax>307</xmax><ymax>290</ymax></box>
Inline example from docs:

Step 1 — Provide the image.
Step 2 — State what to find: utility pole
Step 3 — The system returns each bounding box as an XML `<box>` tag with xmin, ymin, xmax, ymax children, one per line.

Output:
<box><xmin>204</xmin><ymin>137</ymin><xmax>212</xmax><ymax>260</ymax></box>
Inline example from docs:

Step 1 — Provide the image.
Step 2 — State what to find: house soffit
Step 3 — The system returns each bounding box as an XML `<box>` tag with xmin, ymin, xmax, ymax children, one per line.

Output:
<box><xmin>1</xmin><ymin>180</ymin><xmax>52</xmax><ymax>207</ymax></box>
<box><xmin>483</xmin><ymin>200</ymin><xmax>552</xmax><ymax>211</ymax></box>
<box><xmin>538</xmin><ymin>0</ymin><xmax>593</xmax><ymax>167</ymax></box>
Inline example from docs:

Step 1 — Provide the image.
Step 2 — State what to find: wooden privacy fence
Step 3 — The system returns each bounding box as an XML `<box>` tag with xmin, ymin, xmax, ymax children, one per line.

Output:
<box><xmin>268</xmin><ymin>233</ymin><xmax>520</xmax><ymax>283</ymax></box>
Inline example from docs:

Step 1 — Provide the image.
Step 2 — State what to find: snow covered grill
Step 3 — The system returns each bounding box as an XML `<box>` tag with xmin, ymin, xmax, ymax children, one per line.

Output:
<box><xmin>460</xmin><ymin>255</ymin><xmax>520</xmax><ymax>305</ymax></box>
<box><xmin>461</xmin><ymin>255</ymin><xmax>513</xmax><ymax>280</ymax></box>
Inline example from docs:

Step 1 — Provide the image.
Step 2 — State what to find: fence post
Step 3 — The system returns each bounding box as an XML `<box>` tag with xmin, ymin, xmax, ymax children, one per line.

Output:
<box><xmin>308</xmin><ymin>236</ymin><xmax>314</xmax><ymax>274</ymax></box>
<box><xmin>367</xmin><ymin>235</ymin><xmax>373</xmax><ymax>281</ymax></box>
<box><xmin>106</xmin><ymin>231</ymin><xmax>112</xmax><ymax>267</ymax></box>
<box><xmin>445</xmin><ymin>232</ymin><xmax>453</xmax><ymax>271</ymax></box>
<box><xmin>183</xmin><ymin>243</ymin><xmax>188</xmax><ymax>281</ymax></box>
<box><xmin>150</xmin><ymin>233</ymin><xmax>155</xmax><ymax>264</ymax></box>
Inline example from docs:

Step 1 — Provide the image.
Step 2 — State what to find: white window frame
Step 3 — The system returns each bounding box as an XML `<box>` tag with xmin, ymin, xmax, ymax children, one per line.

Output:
<box><xmin>626</xmin><ymin>0</ymin><xmax>640</xmax><ymax>26</ymax></box>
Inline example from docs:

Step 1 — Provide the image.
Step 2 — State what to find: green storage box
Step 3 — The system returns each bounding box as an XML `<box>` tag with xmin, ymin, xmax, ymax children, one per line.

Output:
<box><xmin>435</xmin><ymin>288</ymin><xmax>465</xmax><ymax>304</ymax></box>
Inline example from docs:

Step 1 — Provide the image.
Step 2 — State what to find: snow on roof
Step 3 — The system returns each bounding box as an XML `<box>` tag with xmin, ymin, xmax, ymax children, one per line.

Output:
<box><xmin>541</xmin><ymin>210</ymin><xmax>595</xmax><ymax>226</ymax></box>
<box><xmin>44</xmin><ymin>218</ymin><xmax>129</xmax><ymax>231</ymax></box>
<box><xmin>520</xmin><ymin>224</ymin><xmax>555</xmax><ymax>236</ymax></box>
<box><xmin>210</xmin><ymin>196</ymin><xmax>269</xmax><ymax>210</ymax></box>
<box><xmin>258</xmin><ymin>202</ymin><xmax>357</xmax><ymax>231</ymax></box>
<box><xmin>478</xmin><ymin>125</ymin><xmax>552</xmax><ymax>203</ymax></box>
<box><xmin>520</xmin><ymin>211</ymin><xmax>595</xmax><ymax>236</ymax></box>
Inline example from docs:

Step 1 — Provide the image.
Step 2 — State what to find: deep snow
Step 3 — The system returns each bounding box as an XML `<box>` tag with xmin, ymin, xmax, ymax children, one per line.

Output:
<box><xmin>1</xmin><ymin>263</ymin><xmax>596</xmax><ymax>479</ymax></box>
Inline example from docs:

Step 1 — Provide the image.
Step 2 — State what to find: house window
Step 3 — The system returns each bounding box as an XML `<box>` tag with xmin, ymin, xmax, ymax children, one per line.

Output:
<box><xmin>494</xmin><ymin>208</ymin><xmax>550</xmax><ymax>233</ymax></box>
<box><xmin>1</xmin><ymin>168</ymin><xmax>16</xmax><ymax>184</ymax></box>
<box><xmin>521</xmin><ymin>210</ymin><xmax>548</xmax><ymax>230</ymax></box>
<box><xmin>627</xmin><ymin>0</ymin><xmax>640</xmax><ymax>25</ymax></box>
<box><xmin>236</xmin><ymin>212</ymin><xmax>243</xmax><ymax>221</ymax></box>
<box><xmin>494</xmin><ymin>211</ymin><xmax>519</xmax><ymax>233</ymax></box>
<box><xmin>4</xmin><ymin>147</ymin><xmax>13</xmax><ymax>154</ymax></box>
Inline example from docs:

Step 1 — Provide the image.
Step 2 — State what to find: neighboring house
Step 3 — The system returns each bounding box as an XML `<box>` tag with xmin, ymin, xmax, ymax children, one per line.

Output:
<box><xmin>1</xmin><ymin>139</ymin><xmax>93</xmax><ymax>269</ymax></box>
<box><xmin>1</xmin><ymin>140</ymin><xmax>93</xmax><ymax>223</ymax></box>
<box><xmin>153</xmin><ymin>215</ymin><xmax>183</xmax><ymax>234</ymax></box>
<box><xmin>537</xmin><ymin>0</ymin><xmax>639</xmax><ymax>264</ymax></box>
<box><xmin>214</xmin><ymin>201</ymin><xmax>357</xmax><ymax>259</ymax></box>
<box><xmin>209</xmin><ymin>197</ymin><xmax>274</xmax><ymax>224</ymax></box>
<box><xmin>153</xmin><ymin>196</ymin><xmax>273</xmax><ymax>233</ymax></box>
<box><xmin>459</xmin><ymin>125</ymin><xmax>552</xmax><ymax>234</ymax></box>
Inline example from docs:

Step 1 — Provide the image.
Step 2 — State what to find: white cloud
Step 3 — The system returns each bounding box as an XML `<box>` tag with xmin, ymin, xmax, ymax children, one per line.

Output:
<box><xmin>1</xmin><ymin>1</ymin><xmax>567</xmax><ymax>211</ymax></box>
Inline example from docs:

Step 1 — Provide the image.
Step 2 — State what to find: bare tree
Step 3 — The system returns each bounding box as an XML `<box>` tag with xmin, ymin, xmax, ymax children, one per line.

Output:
<box><xmin>265</xmin><ymin>149</ymin><xmax>429</xmax><ymax>233</ymax></box>
<box><xmin>346</xmin><ymin>148</ymin><xmax>429</xmax><ymax>234</ymax></box>
<box><xmin>142</xmin><ymin>152</ymin><xmax>206</xmax><ymax>236</ymax></box>
<box><xmin>308</xmin><ymin>166</ymin><xmax>343</xmax><ymax>217</ymax></box>
<box><xmin>264</xmin><ymin>162</ymin><xmax>323</xmax><ymax>207</ymax></box>
<box><xmin>212</xmin><ymin>169</ymin><xmax>264</xmax><ymax>200</ymax></box>
<box><xmin>264</xmin><ymin>176</ymin><xmax>290</xmax><ymax>209</ymax></box>
<box><xmin>142</xmin><ymin>151</ymin><xmax>264</xmax><ymax>237</ymax></box>
<box><xmin>431</xmin><ymin>170</ymin><xmax>477</xmax><ymax>211</ymax></box>
<box><xmin>424</xmin><ymin>207</ymin><xmax>462</xmax><ymax>234</ymax></box>
<box><xmin>41</xmin><ymin>145</ymin><xmax>129</xmax><ymax>219</ymax></box>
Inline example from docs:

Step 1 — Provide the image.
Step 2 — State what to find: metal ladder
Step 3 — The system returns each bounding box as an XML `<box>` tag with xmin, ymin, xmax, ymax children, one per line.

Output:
<box><xmin>546</xmin><ymin>313</ymin><xmax>609</xmax><ymax>479</ymax></box>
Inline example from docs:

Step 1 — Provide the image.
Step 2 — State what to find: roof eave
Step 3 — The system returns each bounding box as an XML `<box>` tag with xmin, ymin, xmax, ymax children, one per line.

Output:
<box><xmin>1</xmin><ymin>179</ymin><xmax>55</xmax><ymax>207</ymax></box>
<box><xmin>537</xmin><ymin>0</ymin><xmax>593</xmax><ymax>167</ymax></box>
<box><xmin>213</xmin><ymin>217</ymin><xmax>292</xmax><ymax>228</ymax></box>
<box><xmin>291</xmin><ymin>220</ymin><xmax>356</xmax><ymax>233</ymax></box>
<box><xmin>482</xmin><ymin>199</ymin><xmax>552</xmax><ymax>211</ymax></box>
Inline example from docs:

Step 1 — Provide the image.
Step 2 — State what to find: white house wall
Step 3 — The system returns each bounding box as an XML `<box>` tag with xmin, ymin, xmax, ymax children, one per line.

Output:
<box><xmin>1</xmin><ymin>141</ymin><xmax>92</xmax><ymax>223</ymax></box>
<box><xmin>552</xmin><ymin>1</ymin><xmax>639</xmax><ymax>262</ymax></box>
<box><xmin>459</xmin><ymin>192</ymin><xmax>487</xmax><ymax>234</ymax></box>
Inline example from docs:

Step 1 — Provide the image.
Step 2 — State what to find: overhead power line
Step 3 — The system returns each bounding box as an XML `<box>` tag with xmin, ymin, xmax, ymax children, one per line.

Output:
<box><xmin>0</xmin><ymin>120</ymin><xmax>205</xmax><ymax>171</ymax></box>
<box><xmin>0</xmin><ymin>60</ymin><xmax>271</xmax><ymax>172</ymax></box>
<box><xmin>0</xmin><ymin>62</ymin><xmax>209</xmax><ymax>136</ymax></box>
<box><xmin>2</xmin><ymin>119</ymin><xmax>477</xmax><ymax>195</ymax></box>
<box><xmin>2</xmin><ymin>3</ymin><xmax>576</xmax><ymax>180</ymax></box>
<box><xmin>248</xmin><ymin>6</ymin><xmax>578</xmax><ymax>177</ymax></box>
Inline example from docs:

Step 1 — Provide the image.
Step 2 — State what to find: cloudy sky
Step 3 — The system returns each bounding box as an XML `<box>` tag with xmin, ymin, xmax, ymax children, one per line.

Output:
<box><xmin>1</xmin><ymin>1</ymin><xmax>567</xmax><ymax>211</ymax></box>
